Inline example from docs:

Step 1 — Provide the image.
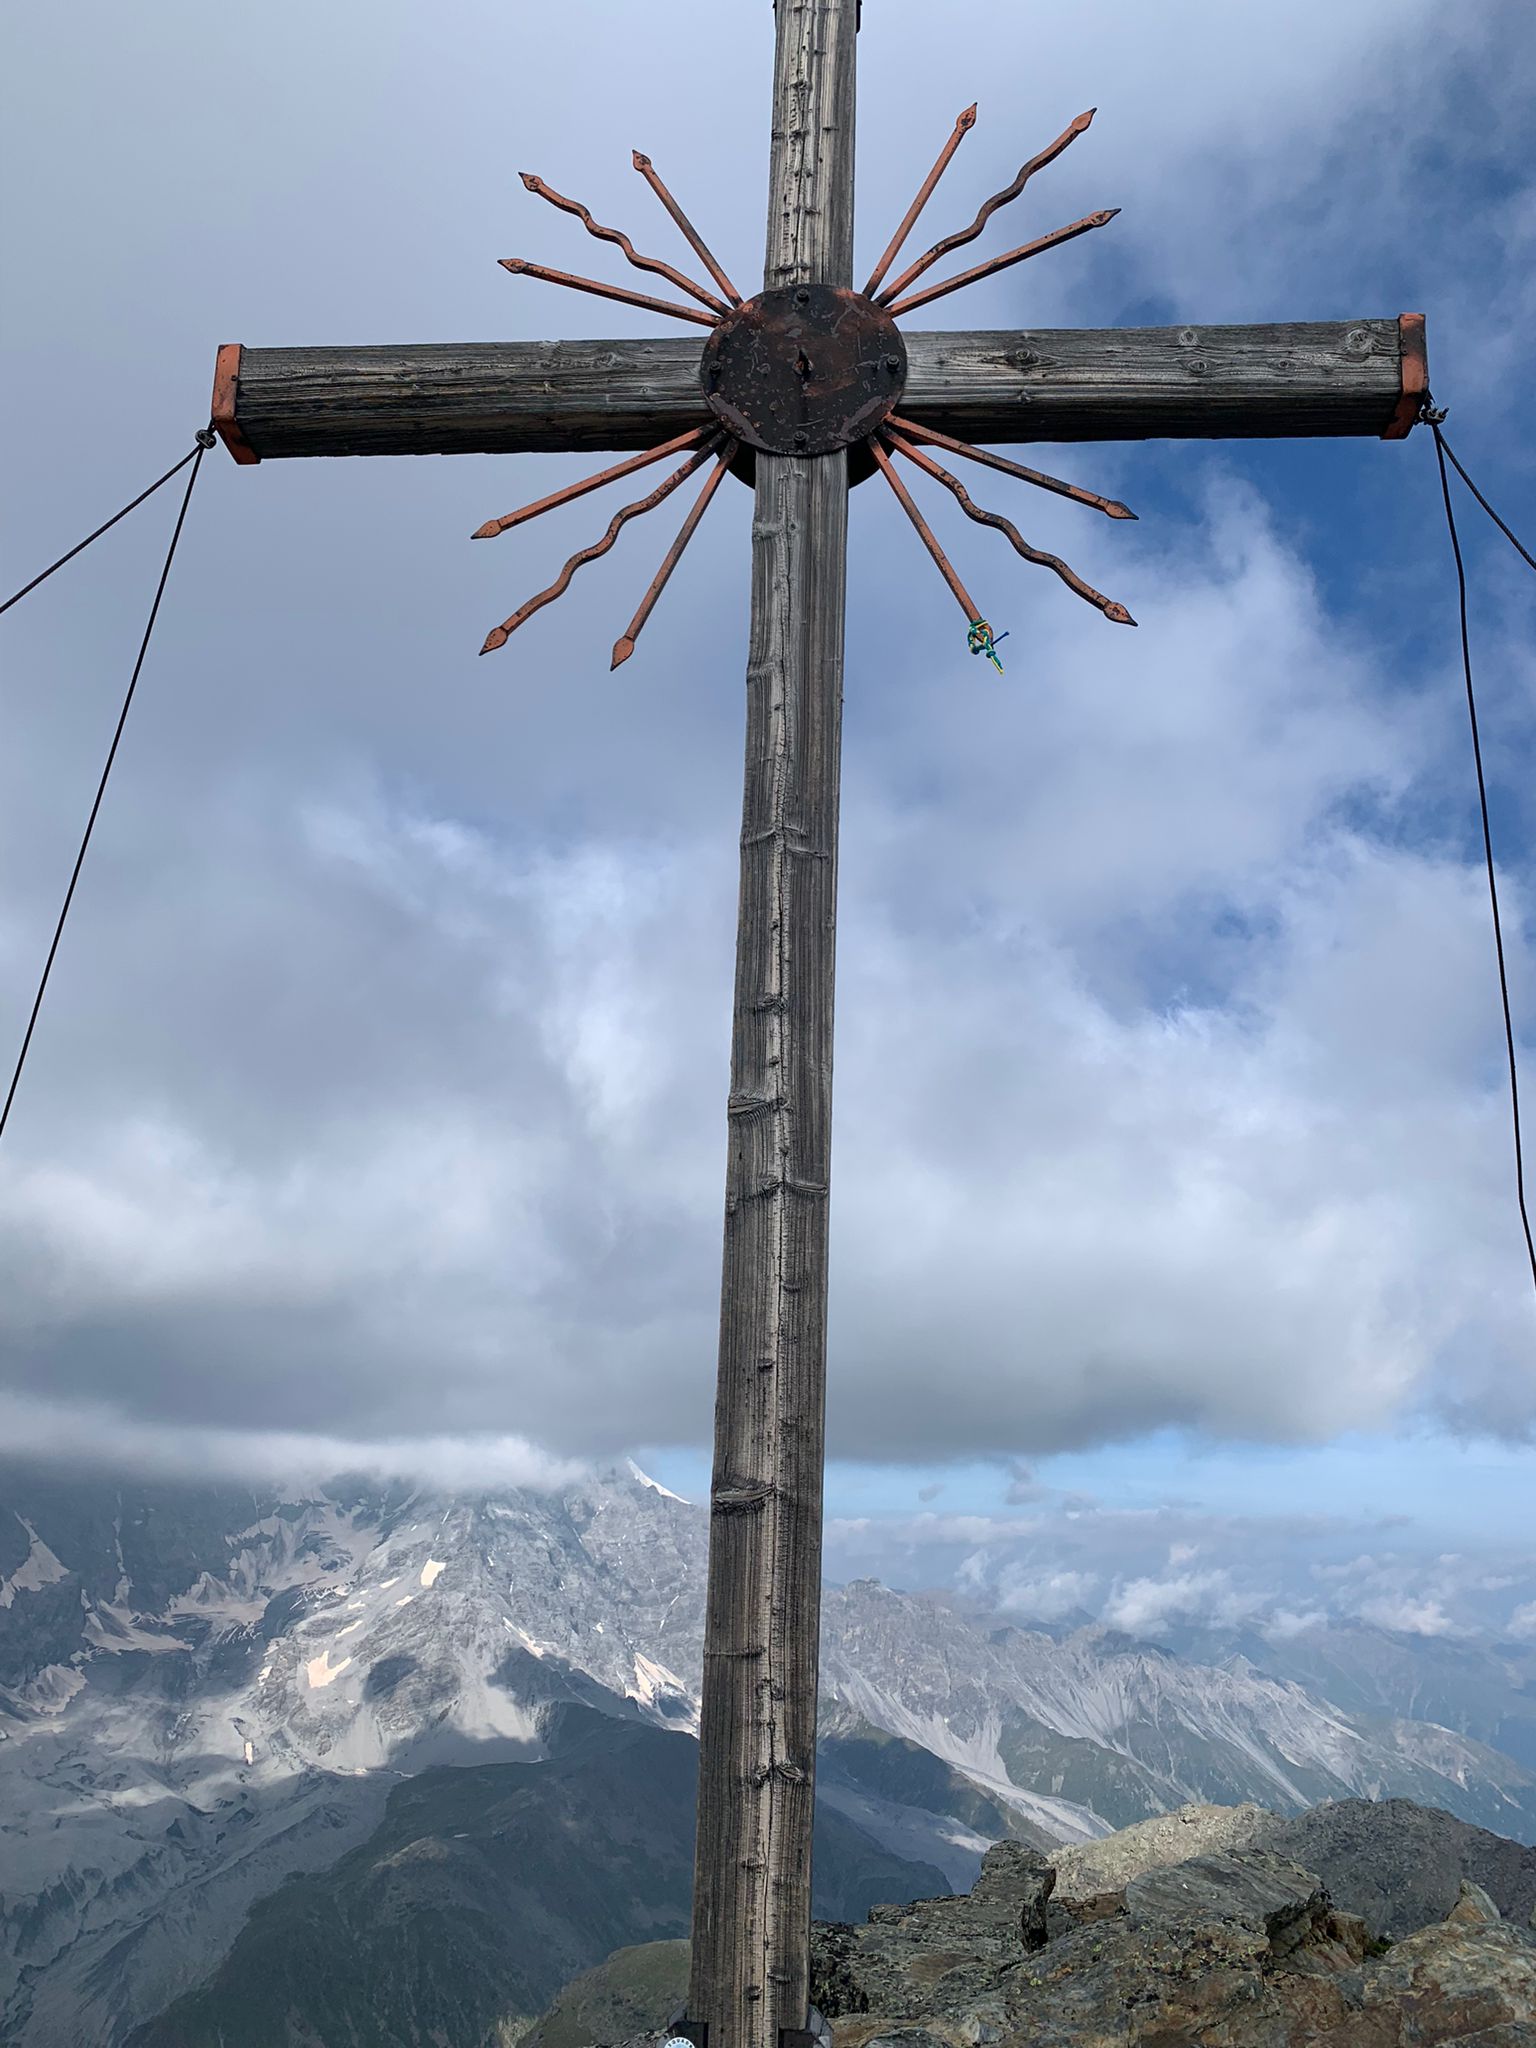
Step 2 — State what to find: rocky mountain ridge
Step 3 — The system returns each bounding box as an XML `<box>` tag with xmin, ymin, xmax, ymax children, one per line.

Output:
<box><xmin>823</xmin><ymin>1579</ymin><xmax>1536</xmax><ymax>1842</ymax></box>
<box><xmin>805</xmin><ymin>1837</ymin><xmax>1536</xmax><ymax>2047</ymax></box>
<box><xmin>535</xmin><ymin>1799</ymin><xmax>1536</xmax><ymax>2048</ymax></box>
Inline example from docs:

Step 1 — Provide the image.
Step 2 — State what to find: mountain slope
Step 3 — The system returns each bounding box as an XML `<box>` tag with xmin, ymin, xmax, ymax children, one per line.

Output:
<box><xmin>1160</xmin><ymin>1618</ymin><xmax>1536</xmax><ymax>1777</ymax></box>
<box><xmin>821</xmin><ymin>1581</ymin><xmax>1536</xmax><ymax>1841</ymax></box>
<box><xmin>124</xmin><ymin>1706</ymin><xmax>948</xmax><ymax>2048</ymax></box>
<box><xmin>0</xmin><ymin>1468</ymin><xmax>707</xmax><ymax>2045</ymax></box>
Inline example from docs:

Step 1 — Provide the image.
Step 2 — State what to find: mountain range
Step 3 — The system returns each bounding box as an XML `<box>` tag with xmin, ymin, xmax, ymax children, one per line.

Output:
<box><xmin>3</xmin><ymin>1461</ymin><xmax>1535</xmax><ymax>2044</ymax></box>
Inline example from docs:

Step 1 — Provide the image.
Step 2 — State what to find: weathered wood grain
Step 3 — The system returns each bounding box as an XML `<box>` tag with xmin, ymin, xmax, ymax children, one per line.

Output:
<box><xmin>226</xmin><ymin>339</ymin><xmax>709</xmax><ymax>459</ymax></box>
<box><xmin>901</xmin><ymin>319</ymin><xmax>1412</xmax><ymax>442</ymax></box>
<box><xmin>686</xmin><ymin>9</ymin><xmax>856</xmax><ymax>2048</ymax></box>
<box><xmin>221</xmin><ymin>320</ymin><xmax>1413</xmax><ymax>461</ymax></box>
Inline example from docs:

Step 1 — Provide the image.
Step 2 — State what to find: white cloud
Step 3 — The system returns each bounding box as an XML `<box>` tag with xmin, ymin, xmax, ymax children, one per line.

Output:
<box><xmin>955</xmin><ymin>1550</ymin><xmax>990</xmax><ymax>1595</ymax></box>
<box><xmin>823</xmin><ymin>1498</ymin><xmax>1536</xmax><ymax>1648</ymax></box>
<box><xmin>1266</xmin><ymin>1607</ymin><xmax>1329</xmax><ymax>1639</ymax></box>
<box><xmin>1102</xmin><ymin>1568</ymin><xmax>1264</xmax><ymax>1636</ymax></box>
<box><xmin>1353</xmin><ymin>1594</ymin><xmax>1458</xmax><ymax>1637</ymax></box>
<box><xmin>2</xmin><ymin>0</ymin><xmax>1535</xmax><ymax>1485</ymax></box>
<box><xmin>995</xmin><ymin>1568</ymin><xmax>1100</xmax><ymax>1622</ymax></box>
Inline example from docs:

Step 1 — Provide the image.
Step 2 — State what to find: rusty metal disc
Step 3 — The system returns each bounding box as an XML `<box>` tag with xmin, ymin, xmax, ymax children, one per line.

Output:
<box><xmin>700</xmin><ymin>285</ymin><xmax>907</xmax><ymax>456</ymax></box>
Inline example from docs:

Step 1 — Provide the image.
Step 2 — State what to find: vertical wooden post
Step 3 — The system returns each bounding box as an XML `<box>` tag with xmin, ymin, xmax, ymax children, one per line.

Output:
<box><xmin>687</xmin><ymin>7</ymin><xmax>857</xmax><ymax>2048</ymax></box>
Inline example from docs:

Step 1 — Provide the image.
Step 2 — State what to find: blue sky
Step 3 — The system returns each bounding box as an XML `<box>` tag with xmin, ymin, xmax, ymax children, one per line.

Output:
<box><xmin>639</xmin><ymin>1432</ymin><xmax>1536</xmax><ymax>1548</ymax></box>
<box><xmin>1</xmin><ymin>0</ymin><xmax>1534</xmax><ymax>1628</ymax></box>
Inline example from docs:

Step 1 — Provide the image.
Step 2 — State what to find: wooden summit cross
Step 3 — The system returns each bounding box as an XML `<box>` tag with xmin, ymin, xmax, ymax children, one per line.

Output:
<box><xmin>207</xmin><ymin>5</ymin><xmax>1427</xmax><ymax>2045</ymax></box>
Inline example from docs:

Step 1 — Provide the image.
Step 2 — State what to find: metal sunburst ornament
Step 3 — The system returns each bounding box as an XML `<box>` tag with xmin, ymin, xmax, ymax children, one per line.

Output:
<box><xmin>476</xmin><ymin>105</ymin><xmax>1136</xmax><ymax>669</ymax></box>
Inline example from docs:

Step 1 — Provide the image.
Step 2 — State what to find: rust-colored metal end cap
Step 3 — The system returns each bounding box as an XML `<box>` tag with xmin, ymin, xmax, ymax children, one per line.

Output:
<box><xmin>1106</xmin><ymin>501</ymin><xmax>1137</xmax><ymax>521</ymax></box>
<box><xmin>1075</xmin><ymin>109</ymin><xmax>1097</xmax><ymax>131</ymax></box>
<box><xmin>499</xmin><ymin>258</ymin><xmax>528</xmax><ymax>273</ymax></box>
<box><xmin>611</xmin><ymin>636</ymin><xmax>635</xmax><ymax>669</ymax></box>
<box><xmin>210</xmin><ymin>343</ymin><xmax>259</xmax><ymax>466</ymax></box>
<box><xmin>1382</xmin><ymin>313</ymin><xmax>1428</xmax><ymax>439</ymax></box>
<box><xmin>1091</xmin><ymin>208</ymin><xmax>1120</xmax><ymax>225</ymax></box>
<box><xmin>631</xmin><ymin>151</ymin><xmax>651</xmax><ymax>170</ymax></box>
<box><xmin>471</xmin><ymin>520</ymin><xmax>502</xmax><ymax>541</ymax></box>
<box><xmin>519</xmin><ymin>172</ymin><xmax>541</xmax><ymax>191</ymax></box>
<box><xmin>1104</xmin><ymin>602</ymin><xmax>1137</xmax><ymax>626</ymax></box>
<box><xmin>958</xmin><ymin>104</ymin><xmax>978</xmax><ymax>130</ymax></box>
<box><xmin>480</xmin><ymin>627</ymin><xmax>509</xmax><ymax>655</ymax></box>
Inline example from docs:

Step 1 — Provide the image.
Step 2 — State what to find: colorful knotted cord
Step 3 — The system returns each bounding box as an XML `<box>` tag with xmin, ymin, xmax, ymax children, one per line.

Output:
<box><xmin>966</xmin><ymin>617</ymin><xmax>1009</xmax><ymax>673</ymax></box>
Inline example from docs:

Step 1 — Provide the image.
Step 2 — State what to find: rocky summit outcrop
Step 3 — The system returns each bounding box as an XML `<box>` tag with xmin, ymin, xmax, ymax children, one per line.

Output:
<box><xmin>1050</xmin><ymin>1796</ymin><xmax>1536</xmax><ymax>1941</ymax></box>
<box><xmin>806</xmin><ymin>1836</ymin><xmax>1536</xmax><ymax>2047</ymax></box>
<box><xmin>536</xmin><ymin>1806</ymin><xmax>1536</xmax><ymax>2048</ymax></box>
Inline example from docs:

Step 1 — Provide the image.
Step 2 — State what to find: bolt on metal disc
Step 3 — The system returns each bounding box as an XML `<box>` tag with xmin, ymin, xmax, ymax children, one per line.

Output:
<box><xmin>700</xmin><ymin>285</ymin><xmax>907</xmax><ymax>456</ymax></box>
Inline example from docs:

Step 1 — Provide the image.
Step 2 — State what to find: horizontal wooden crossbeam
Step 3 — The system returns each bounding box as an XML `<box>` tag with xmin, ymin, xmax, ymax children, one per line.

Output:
<box><xmin>211</xmin><ymin>316</ymin><xmax>1425</xmax><ymax>465</ymax></box>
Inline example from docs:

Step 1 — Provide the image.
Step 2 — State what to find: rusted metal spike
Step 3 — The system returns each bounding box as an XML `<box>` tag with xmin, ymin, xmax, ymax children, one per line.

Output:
<box><xmin>472</xmin><ymin>428</ymin><xmax>713</xmax><ymax>541</ymax></box>
<box><xmin>519</xmin><ymin>173</ymin><xmax>728</xmax><ymax>316</ymax></box>
<box><xmin>884</xmin><ymin>209</ymin><xmax>1120</xmax><ymax>319</ymax></box>
<box><xmin>862</xmin><ymin>103</ymin><xmax>978</xmax><ymax>300</ymax></box>
<box><xmin>869</xmin><ymin>438</ymin><xmax>982</xmax><ymax>624</ymax></box>
<box><xmin>884</xmin><ymin>428</ymin><xmax>1136</xmax><ymax>626</ymax></box>
<box><xmin>479</xmin><ymin>436</ymin><xmax>723</xmax><ymax>654</ymax></box>
<box><xmin>876</xmin><ymin>109</ymin><xmax>1096</xmax><ymax>307</ymax></box>
<box><xmin>611</xmin><ymin>442</ymin><xmax>738</xmax><ymax>669</ymax></box>
<box><xmin>498</xmin><ymin>257</ymin><xmax>719</xmax><ymax>330</ymax></box>
<box><xmin>885</xmin><ymin>414</ymin><xmax>1136</xmax><ymax>520</ymax></box>
<box><xmin>632</xmin><ymin>152</ymin><xmax>743</xmax><ymax>307</ymax></box>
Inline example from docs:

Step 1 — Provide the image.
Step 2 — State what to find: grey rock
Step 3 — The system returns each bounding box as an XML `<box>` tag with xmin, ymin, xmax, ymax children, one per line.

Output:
<box><xmin>1446</xmin><ymin>1878</ymin><xmax>1503</xmax><ymax>1928</ymax></box>
<box><xmin>1124</xmin><ymin>1847</ymin><xmax>1328</xmax><ymax>1935</ymax></box>
<box><xmin>1052</xmin><ymin>1801</ymin><xmax>1273</xmax><ymax>1899</ymax></box>
<box><xmin>968</xmin><ymin>1840</ymin><xmax>1055</xmax><ymax>1949</ymax></box>
<box><xmin>1055</xmin><ymin>1795</ymin><xmax>1536</xmax><ymax>1940</ymax></box>
<box><xmin>1357</xmin><ymin>1915</ymin><xmax>1536</xmax><ymax>2042</ymax></box>
<box><xmin>1267</xmin><ymin>1797</ymin><xmax>1536</xmax><ymax>1938</ymax></box>
<box><xmin>806</xmin><ymin>1832</ymin><xmax>1536</xmax><ymax>2048</ymax></box>
<box><xmin>811</xmin><ymin>1924</ymin><xmax>872</xmax><ymax>2020</ymax></box>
